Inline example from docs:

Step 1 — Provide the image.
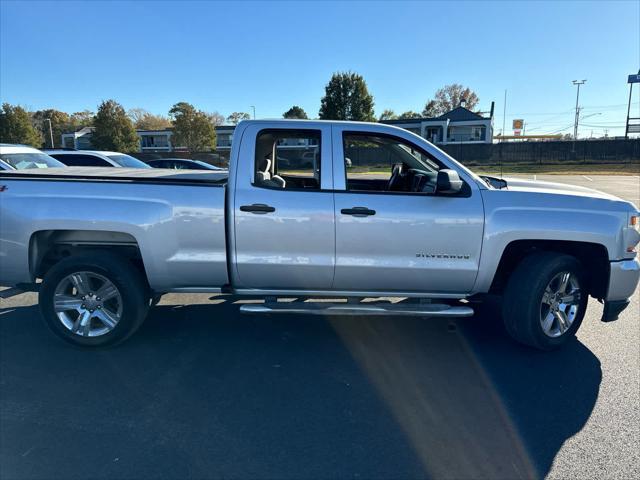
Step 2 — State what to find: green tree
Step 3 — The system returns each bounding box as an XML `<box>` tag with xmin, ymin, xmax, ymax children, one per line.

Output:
<box><xmin>378</xmin><ymin>109</ymin><xmax>397</xmax><ymax>121</ymax></box>
<box><xmin>70</xmin><ymin>110</ymin><xmax>94</xmax><ymax>128</ymax></box>
<box><xmin>32</xmin><ymin>109</ymin><xmax>73</xmax><ymax>148</ymax></box>
<box><xmin>0</xmin><ymin>103</ymin><xmax>42</xmax><ymax>147</ymax></box>
<box><xmin>319</xmin><ymin>71</ymin><xmax>375</xmax><ymax>121</ymax></box>
<box><xmin>423</xmin><ymin>84</ymin><xmax>479</xmax><ymax>116</ymax></box>
<box><xmin>92</xmin><ymin>100</ymin><xmax>140</xmax><ymax>152</ymax></box>
<box><xmin>226</xmin><ymin>112</ymin><xmax>251</xmax><ymax>125</ymax></box>
<box><xmin>398</xmin><ymin>111</ymin><xmax>422</xmax><ymax>119</ymax></box>
<box><xmin>283</xmin><ymin>105</ymin><xmax>308</xmax><ymax>119</ymax></box>
<box><xmin>169</xmin><ymin>102</ymin><xmax>216</xmax><ymax>152</ymax></box>
<box><xmin>128</xmin><ymin>108</ymin><xmax>171</xmax><ymax>130</ymax></box>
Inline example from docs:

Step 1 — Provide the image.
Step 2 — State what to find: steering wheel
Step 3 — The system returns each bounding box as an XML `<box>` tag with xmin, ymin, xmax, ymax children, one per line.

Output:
<box><xmin>387</xmin><ymin>163</ymin><xmax>404</xmax><ymax>191</ymax></box>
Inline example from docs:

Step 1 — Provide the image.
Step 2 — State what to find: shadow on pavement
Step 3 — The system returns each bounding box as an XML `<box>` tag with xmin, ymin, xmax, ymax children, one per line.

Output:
<box><xmin>0</xmin><ymin>298</ymin><xmax>600</xmax><ymax>479</ymax></box>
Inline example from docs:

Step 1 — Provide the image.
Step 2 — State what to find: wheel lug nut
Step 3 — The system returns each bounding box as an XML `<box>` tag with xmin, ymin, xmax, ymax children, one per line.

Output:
<box><xmin>97</xmin><ymin>305</ymin><xmax>102</xmax><ymax>309</ymax></box>
<box><xmin>81</xmin><ymin>304</ymin><xmax>86</xmax><ymax>308</ymax></box>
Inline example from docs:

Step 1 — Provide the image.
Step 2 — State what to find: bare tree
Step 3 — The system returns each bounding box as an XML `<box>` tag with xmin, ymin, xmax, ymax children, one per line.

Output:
<box><xmin>206</xmin><ymin>111</ymin><xmax>225</xmax><ymax>126</ymax></box>
<box><xmin>423</xmin><ymin>84</ymin><xmax>479</xmax><ymax>116</ymax></box>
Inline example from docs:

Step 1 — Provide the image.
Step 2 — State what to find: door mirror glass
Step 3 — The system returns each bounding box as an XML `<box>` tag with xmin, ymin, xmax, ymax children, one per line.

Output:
<box><xmin>436</xmin><ymin>169</ymin><xmax>463</xmax><ymax>194</ymax></box>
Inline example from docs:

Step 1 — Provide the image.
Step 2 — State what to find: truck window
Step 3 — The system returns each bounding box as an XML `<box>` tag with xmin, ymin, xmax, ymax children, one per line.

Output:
<box><xmin>254</xmin><ymin>130</ymin><xmax>321</xmax><ymax>190</ymax></box>
<box><xmin>343</xmin><ymin>133</ymin><xmax>444</xmax><ymax>194</ymax></box>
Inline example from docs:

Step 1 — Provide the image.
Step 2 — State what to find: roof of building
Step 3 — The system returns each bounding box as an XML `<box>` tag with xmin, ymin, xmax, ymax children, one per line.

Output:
<box><xmin>436</xmin><ymin>106</ymin><xmax>486</xmax><ymax>121</ymax></box>
<box><xmin>381</xmin><ymin>106</ymin><xmax>489</xmax><ymax>125</ymax></box>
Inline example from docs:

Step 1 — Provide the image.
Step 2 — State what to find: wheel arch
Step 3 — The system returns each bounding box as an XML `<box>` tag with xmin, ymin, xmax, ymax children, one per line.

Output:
<box><xmin>29</xmin><ymin>229</ymin><xmax>149</xmax><ymax>285</ymax></box>
<box><xmin>489</xmin><ymin>239</ymin><xmax>609</xmax><ymax>299</ymax></box>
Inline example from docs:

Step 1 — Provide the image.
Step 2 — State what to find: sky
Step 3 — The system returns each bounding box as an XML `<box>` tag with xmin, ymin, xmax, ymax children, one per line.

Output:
<box><xmin>1</xmin><ymin>0</ymin><xmax>639</xmax><ymax>137</ymax></box>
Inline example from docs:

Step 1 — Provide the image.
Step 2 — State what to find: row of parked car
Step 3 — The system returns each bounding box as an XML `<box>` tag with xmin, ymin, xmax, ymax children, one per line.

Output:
<box><xmin>0</xmin><ymin>144</ymin><xmax>224</xmax><ymax>171</ymax></box>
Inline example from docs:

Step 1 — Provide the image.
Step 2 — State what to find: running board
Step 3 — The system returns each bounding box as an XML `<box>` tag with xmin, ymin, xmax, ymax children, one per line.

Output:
<box><xmin>239</xmin><ymin>302</ymin><xmax>474</xmax><ymax>317</ymax></box>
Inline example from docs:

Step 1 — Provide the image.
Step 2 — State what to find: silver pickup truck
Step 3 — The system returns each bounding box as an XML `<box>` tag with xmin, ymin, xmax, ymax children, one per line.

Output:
<box><xmin>1</xmin><ymin>120</ymin><xmax>639</xmax><ymax>350</ymax></box>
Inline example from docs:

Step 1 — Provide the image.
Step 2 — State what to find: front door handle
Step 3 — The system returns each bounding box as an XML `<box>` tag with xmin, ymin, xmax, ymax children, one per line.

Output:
<box><xmin>240</xmin><ymin>203</ymin><xmax>276</xmax><ymax>214</ymax></box>
<box><xmin>341</xmin><ymin>207</ymin><xmax>376</xmax><ymax>217</ymax></box>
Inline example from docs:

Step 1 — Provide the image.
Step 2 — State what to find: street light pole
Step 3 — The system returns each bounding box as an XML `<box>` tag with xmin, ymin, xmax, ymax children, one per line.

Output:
<box><xmin>45</xmin><ymin>118</ymin><xmax>54</xmax><ymax>148</ymax></box>
<box><xmin>572</xmin><ymin>79</ymin><xmax>586</xmax><ymax>152</ymax></box>
<box><xmin>250</xmin><ymin>106</ymin><xmax>256</xmax><ymax>119</ymax></box>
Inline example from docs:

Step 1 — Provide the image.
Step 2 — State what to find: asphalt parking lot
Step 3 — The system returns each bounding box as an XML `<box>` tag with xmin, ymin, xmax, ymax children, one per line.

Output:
<box><xmin>1</xmin><ymin>175</ymin><xmax>638</xmax><ymax>480</ymax></box>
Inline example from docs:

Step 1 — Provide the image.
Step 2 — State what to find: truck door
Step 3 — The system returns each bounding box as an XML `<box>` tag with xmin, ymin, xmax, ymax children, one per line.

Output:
<box><xmin>231</xmin><ymin>123</ymin><xmax>335</xmax><ymax>290</ymax></box>
<box><xmin>331</xmin><ymin>125</ymin><xmax>484</xmax><ymax>294</ymax></box>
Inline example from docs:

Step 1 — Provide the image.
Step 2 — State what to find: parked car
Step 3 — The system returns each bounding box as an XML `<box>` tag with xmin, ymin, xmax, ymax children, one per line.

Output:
<box><xmin>43</xmin><ymin>149</ymin><xmax>151</xmax><ymax>168</ymax></box>
<box><xmin>146</xmin><ymin>158</ymin><xmax>224</xmax><ymax>170</ymax></box>
<box><xmin>0</xmin><ymin>144</ymin><xmax>65</xmax><ymax>170</ymax></box>
<box><xmin>1</xmin><ymin>120</ymin><xmax>638</xmax><ymax>350</ymax></box>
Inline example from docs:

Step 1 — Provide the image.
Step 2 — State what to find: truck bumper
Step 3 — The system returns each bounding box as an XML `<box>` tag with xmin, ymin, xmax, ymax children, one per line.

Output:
<box><xmin>602</xmin><ymin>258</ymin><xmax>639</xmax><ymax>322</ymax></box>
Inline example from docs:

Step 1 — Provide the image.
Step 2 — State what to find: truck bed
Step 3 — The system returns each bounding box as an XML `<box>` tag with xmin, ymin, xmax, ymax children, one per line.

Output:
<box><xmin>0</xmin><ymin>167</ymin><xmax>229</xmax><ymax>185</ymax></box>
<box><xmin>0</xmin><ymin>167</ymin><xmax>229</xmax><ymax>291</ymax></box>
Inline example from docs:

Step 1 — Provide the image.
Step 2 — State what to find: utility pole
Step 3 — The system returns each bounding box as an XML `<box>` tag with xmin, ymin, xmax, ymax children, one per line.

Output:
<box><xmin>572</xmin><ymin>79</ymin><xmax>586</xmax><ymax>152</ymax></box>
<box><xmin>45</xmin><ymin>118</ymin><xmax>54</xmax><ymax>148</ymax></box>
<box><xmin>501</xmin><ymin>90</ymin><xmax>507</xmax><ymax>142</ymax></box>
<box><xmin>250</xmin><ymin>106</ymin><xmax>256</xmax><ymax>119</ymax></box>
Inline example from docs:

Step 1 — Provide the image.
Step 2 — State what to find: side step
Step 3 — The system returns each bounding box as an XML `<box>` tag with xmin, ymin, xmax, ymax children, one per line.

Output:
<box><xmin>0</xmin><ymin>287</ymin><xmax>25</xmax><ymax>299</ymax></box>
<box><xmin>240</xmin><ymin>302</ymin><xmax>473</xmax><ymax>317</ymax></box>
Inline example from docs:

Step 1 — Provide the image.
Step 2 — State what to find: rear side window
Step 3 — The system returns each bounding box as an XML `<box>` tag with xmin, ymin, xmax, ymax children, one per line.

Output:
<box><xmin>51</xmin><ymin>154</ymin><xmax>111</xmax><ymax>167</ymax></box>
<box><xmin>254</xmin><ymin>130</ymin><xmax>321</xmax><ymax>190</ymax></box>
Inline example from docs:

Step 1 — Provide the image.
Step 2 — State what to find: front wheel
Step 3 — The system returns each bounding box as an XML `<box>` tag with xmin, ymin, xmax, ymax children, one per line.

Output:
<box><xmin>39</xmin><ymin>252</ymin><xmax>149</xmax><ymax>347</ymax></box>
<box><xmin>502</xmin><ymin>252</ymin><xmax>588</xmax><ymax>350</ymax></box>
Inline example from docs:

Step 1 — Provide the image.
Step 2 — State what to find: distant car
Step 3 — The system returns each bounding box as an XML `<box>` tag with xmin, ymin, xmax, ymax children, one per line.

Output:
<box><xmin>43</xmin><ymin>150</ymin><xmax>151</xmax><ymax>168</ymax></box>
<box><xmin>0</xmin><ymin>144</ymin><xmax>66</xmax><ymax>170</ymax></box>
<box><xmin>146</xmin><ymin>158</ymin><xmax>224</xmax><ymax>170</ymax></box>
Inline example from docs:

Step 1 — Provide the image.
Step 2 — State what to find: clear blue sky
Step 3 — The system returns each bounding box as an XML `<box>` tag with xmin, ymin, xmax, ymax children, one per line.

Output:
<box><xmin>1</xmin><ymin>0</ymin><xmax>638</xmax><ymax>137</ymax></box>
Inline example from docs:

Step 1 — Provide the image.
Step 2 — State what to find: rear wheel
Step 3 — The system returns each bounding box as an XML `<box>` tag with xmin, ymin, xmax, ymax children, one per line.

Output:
<box><xmin>502</xmin><ymin>252</ymin><xmax>588</xmax><ymax>350</ymax></box>
<box><xmin>39</xmin><ymin>252</ymin><xmax>148</xmax><ymax>347</ymax></box>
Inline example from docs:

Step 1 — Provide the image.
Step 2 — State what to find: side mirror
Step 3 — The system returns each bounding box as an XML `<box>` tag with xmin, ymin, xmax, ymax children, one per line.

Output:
<box><xmin>436</xmin><ymin>169</ymin><xmax>463</xmax><ymax>194</ymax></box>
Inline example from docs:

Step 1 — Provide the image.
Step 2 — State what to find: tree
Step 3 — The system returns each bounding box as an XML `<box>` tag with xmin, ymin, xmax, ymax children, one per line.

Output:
<box><xmin>169</xmin><ymin>102</ymin><xmax>216</xmax><ymax>152</ymax></box>
<box><xmin>128</xmin><ymin>108</ymin><xmax>171</xmax><ymax>130</ymax></box>
<box><xmin>319</xmin><ymin>71</ymin><xmax>375</xmax><ymax>121</ymax></box>
<box><xmin>226</xmin><ymin>112</ymin><xmax>250</xmax><ymax>125</ymax></box>
<box><xmin>70</xmin><ymin>110</ymin><xmax>94</xmax><ymax>128</ymax></box>
<box><xmin>398</xmin><ymin>111</ymin><xmax>422</xmax><ymax>119</ymax></box>
<box><xmin>0</xmin><ymin>103</ymin><xmax>42</xmax><ymax>147</ymax></box>
<box><xmin>206</xmin><ymin>111</ymin><xmax>225</xmax><ymax>126</ymax></box>
<box><xmin>423</xmin><ymin>84</ymin><xmax>479</xmax><ymax>116</ymax></box>
<box><xmin>283</xmin><ymin>106</ymin><xmax>308</xmax><ymax>119</ymax></box>
<box><xmin>32</xmin><ymin>109</ymin><xmax>72</xmax><ymax>148</ymax></box>
<box><xmin>378</xmin><ymin>109</ymin><xmax>397</xmax><ymax>121</ymax></box>
<box><xmin>91</xmin><ymin>99</ymin><xmax>140</xmax><ymax>152</ymax></box>
<box><xmin>421</xmin><ymin>100</ymin><xmax>438</xmax><ymax>118</ymax></box>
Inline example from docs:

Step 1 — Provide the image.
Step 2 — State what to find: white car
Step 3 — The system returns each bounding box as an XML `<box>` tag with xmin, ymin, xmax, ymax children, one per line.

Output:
<box><xmin>0</xmin><ymin>144</ymin><xmax>66</xmax><ymax>170</ymax></box>
<box><xmin>43</xmin><ymin>149</ymin><xmax>151</xmax><ymax>169</ymax></box>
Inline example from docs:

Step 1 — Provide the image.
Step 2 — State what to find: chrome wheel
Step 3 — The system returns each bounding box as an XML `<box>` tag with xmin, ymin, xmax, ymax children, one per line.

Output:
<box><xmin>53</xmin><ymin>272</ymin><xmax>123</xmax><ymax>337</ymax></box>
<box><xmin>540</xmin><ymin>271</ymin><xmax>581</xmax><ymax>338</ymax></box>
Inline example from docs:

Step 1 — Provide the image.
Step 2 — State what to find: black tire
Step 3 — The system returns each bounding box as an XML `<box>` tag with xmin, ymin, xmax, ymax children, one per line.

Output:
<box><xmin>502</xmin><ymin>252</ymin><xmax>589</xmax><ymax>350</ymax></box>
<box><xmin>39</xmin><ymin>252</ymin><xmax>149</xmax><ymax>347</ymax></box>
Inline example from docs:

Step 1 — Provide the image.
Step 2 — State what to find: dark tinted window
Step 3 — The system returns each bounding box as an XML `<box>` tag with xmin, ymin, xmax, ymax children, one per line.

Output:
<box><xmin>51</xmin><ymin>154</ymin><xmax>111</xmax><ymax>167</ymax></box>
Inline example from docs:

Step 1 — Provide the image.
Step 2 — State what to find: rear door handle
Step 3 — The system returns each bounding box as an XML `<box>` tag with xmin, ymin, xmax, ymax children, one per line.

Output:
<box><xmin>240</xmin><ymin>203</ymin><xmax>276</xmax><ymax>214</ymax></box>
<box><xmin>341</xmin><ymin>207</ymin><xmax>376</xmax><ymax>217</ymax></box>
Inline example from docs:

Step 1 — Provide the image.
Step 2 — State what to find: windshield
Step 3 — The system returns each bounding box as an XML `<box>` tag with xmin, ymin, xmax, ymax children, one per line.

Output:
<box><xmin>0</xmin><ymin>152</ymin><xmax>66</xmax><ymax>170</ymax></box>
<box><xmin>106</xmin><ymin>154</ymin><xmax>151</xmax><ymax>168</ymax></box>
